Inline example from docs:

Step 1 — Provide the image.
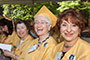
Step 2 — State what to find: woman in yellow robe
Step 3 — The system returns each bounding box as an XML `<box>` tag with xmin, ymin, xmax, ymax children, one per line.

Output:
<box><xmin>0</xmin><ymin>18</ymin><xmax>20</xmax><ymax>47</ymax></box>
<box><xmin>23</xmin><ymin>5</ymin><xmax>57</xmax><ymax>60</ymax></box>
<box><xmin>3</xmin><ymin>20</ymin><xmax>34</xmax><ymax>60</ymax></box>
<box><xmin>4</xmin><ymin>31</ymin><xmax>21</xmax><ymax>47</ymax></box>
<box><xmin>52</xmin><ymin>8</ymin><xmax>90</xmax><ymax>60</ymax></box>
<box><xmin>0</xmin><ymin>26</ymin><xmax>7</xmax><ymax>43</ymax></box>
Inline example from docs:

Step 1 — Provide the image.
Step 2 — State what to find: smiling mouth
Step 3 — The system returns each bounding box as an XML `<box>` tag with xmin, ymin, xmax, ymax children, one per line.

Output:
<box><xmin>65</xmin><ymin>33</ymin><xmax>73</xmax><ymax>36</ymax></box>
<box><xmin>37</xmin><ymin>29</ymin><xmax>43</xmax><ymax>31</ymax></box>
<box><xmin>19</xmin><ymin>32</ymin><xmax>24</xmax><ymax>35</ymax></box>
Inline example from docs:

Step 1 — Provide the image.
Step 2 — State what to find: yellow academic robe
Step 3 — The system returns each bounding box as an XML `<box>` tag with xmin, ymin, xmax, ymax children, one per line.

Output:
<box><xmin>14</xmin><ymin>35</ymin><xmax>33</xmax><ymax>58</ymax></box>
<box><xmin>52</xmin><ymin>38</ymin><xmax>90</xmax><ymax>60</ymax></box>
<box><xmin>0</xmin><ymin>34</ymin><xmax>7</xmax><ymax>43</ymax></box>
<box><xmin>24</xmin><ymin>36</ymin><xmax>57</xmax><ymax>60</ymax></box>
<box><xmin>4</xmin><ymin>31</ymin><xmax>21</xmax><ymax>47</ymax></box>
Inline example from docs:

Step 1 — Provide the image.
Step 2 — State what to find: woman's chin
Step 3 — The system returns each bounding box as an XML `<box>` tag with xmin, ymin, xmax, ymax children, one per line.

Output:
<box><xmin>37</xmin><ymin>33</ymin><xmax>43</xmax><ymax>36</ymax></box>
<box><xmin>64</xmin><ymin>37</ymin><xmax>73</xmax><ymax>42</ymax></box>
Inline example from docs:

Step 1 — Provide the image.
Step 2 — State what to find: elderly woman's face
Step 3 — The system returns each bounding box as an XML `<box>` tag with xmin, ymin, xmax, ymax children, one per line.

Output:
<box><xmin>34</xmin><ymin>16</ymin><xmax>51</xmax><ymax>36</ymax></box>
<box><xmin>16</xmin><ymin>23</ymin><xmax>28</xmax><ymax>39</ymax></box>
<box><xmin>60</xmin><ymin>19</ymin><xmax>80</xmax><ymax>42</ymax></box>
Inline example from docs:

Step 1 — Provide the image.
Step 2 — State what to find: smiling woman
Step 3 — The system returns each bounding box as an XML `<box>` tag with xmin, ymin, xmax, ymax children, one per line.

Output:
<box><xmin>52</xmin><ymin>8</ymin><xmax>90</xmax><ymax>60</ymax></box>
<box><xmin>34</xmin><ymin>16</ymin><xmax>51</xmax><ymax>37</ymax></box>
<box><xmin>24</xmin><ymin>5</ymin><xmax>57</xmax><ymax>60</ymax></box>
<box><xmin>3</xmin><ymin>20</ymin><xmax>34</xmax><ymax>60</ymax></box>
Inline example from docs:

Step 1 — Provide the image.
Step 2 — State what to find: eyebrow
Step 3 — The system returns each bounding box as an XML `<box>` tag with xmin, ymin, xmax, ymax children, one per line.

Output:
<box><xmin>62</xmin><ymin>21</ymin><xmax>67</xmax><ymax>24</ymax></box>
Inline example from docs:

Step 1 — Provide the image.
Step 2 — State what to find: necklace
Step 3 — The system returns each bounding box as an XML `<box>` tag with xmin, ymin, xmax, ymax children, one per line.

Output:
<box><xmin>64</xmin><ymin>45</ymin><xmax>72</xmax><ymax>48</ymax></box>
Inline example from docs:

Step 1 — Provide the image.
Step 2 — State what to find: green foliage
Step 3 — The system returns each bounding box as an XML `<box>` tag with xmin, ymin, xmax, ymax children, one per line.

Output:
<box><xmin>57</xmin><ymin>1</ymin><xmax>90</xmax><ymax>20</ymax></box>
<box><xmin>1</xmin><ymin>2</ymin><xmax>58</xmax><ymax>21</ymax></box>
<box><xmin>79</xmin><ymin>1</ymin><xmax>90</xmax><ymax>20</ymax></box>
<box><xmin>1</xmin><ymin>1</ymin><xmax>89</xmax><ymax>21</ymax></box>
<box><xmin>1</xmin><ymin>4</ymin><xmax>33</xmax><ymax>20</ymax></box>
<box><xmin>57</xmin><ymin>1</ymin><xmax>80</xmax><ymax>13</ymax></box>
<box><xmin>34</xmin><ymin>2</ymin><xmax>59</xmax><ymax>15</ymax></box>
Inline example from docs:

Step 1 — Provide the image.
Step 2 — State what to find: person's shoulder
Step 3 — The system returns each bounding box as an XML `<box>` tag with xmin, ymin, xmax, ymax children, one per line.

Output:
<box><xmin>42</xmin><ymin>36</ymin><xmax>57</xmax><ymax>48</ymax></box>
<box><xmin>28</xmin><ymin>38</ymin><xmax>39</xmax><ymax>47</ymax></box>
<box><xmin>52</xmin><ymin>41</ymin><xmax>64</xmax><ymax>54</ymax></box>
<box><xmin>77</xmin><ymin>38</ymin><xmax>90</xmax><ymax>58</ymax></box>
<box><xmin>79</xmin><ymin>38</ymin><xmax>90</xmax><ymax>49</ymax></box>
<box><xmin>32</xmin><ymin>38</ymin><xmax>39</xmax><ymax>42</ymax></box>
<box><xmin>47</xmin><ymin>36</ymin><xmax>57</xmax><ymax>45</ymax></box>
<box><xmin>55</xmin><ymin>41</ymin><xmax>64</xmax><ymax>48</ymax></box>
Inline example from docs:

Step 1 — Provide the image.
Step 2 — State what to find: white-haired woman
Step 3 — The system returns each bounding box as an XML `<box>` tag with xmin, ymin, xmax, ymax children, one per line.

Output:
<box><xmin>24</xmin><ymin>5</ymin><xmax>57</xmax><ymax>60</ymax></box>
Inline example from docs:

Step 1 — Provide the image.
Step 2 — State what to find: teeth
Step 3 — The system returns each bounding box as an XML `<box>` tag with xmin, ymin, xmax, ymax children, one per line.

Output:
<box><xmin>37</xmin><ymin>29</ymin><xmax>43</xmax><ymax>31</ymax></box>
<box><xmin>19</xmin><ymin>32</ymin><xmax>24</xmax><ymax>35</ymax></box>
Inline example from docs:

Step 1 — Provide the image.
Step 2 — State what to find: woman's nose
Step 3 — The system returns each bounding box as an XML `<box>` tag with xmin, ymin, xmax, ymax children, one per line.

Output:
<box><xmin>37</xmin><ymin>23</ymin><xmax>42</xmax><ymax>27</ymax></box>
<box><xmin>67</xmin><ymin>25</ymin><xmax>71</xmax><ymax>32</ymax></box>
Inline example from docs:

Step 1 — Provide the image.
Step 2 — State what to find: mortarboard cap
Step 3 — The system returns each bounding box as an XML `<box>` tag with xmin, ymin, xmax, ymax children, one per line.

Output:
<box><xmin>34</xmin><ymin>5</ymin><xmax>57</xmax><ymax>28</ymax></box>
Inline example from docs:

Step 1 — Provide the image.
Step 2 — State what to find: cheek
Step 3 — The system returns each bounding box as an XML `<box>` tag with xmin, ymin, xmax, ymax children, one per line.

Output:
<box><xmin>24</xmin><ymin>28</ymin><xmax>28</xmax><ymax>34</ymax></box>
<box><xmin>44</xmin><ymin>25</ymin><xmax>49</xmax><ymax>31</ymax></box>
<box><xmin>60</xmin><ymin>27</ymin><xmax>66</xmax><ymax>33</ymax></box>
<box><xmin>24</xmin><ymin>28</ymin><xmax>27</xmax><ymax>32</ymax></box>
<box><xmin>72</xmin><ymin>27</ymin><xmax>80</xmax><ymax>33</ymax></box>
<box><xmin>17</xmin><ymin>29</ymin><xmax>20</xmax><ymax>34</ymax></box>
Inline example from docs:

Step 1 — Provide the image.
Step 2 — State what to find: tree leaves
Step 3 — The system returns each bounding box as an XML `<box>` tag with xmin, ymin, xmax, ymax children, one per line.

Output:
<box><xmin>1</xmin><ymin>1</ymin><xmax>90</xmax><ymax>21</ymax></box>
<box><xmin>1</xmin><ymin>4</ymin><xmax>33</xmax><ymax>20</ymax></box>
<box><xmin>57</xmin><ymin>1</ymin><xmax>90</xmax><ymax>20</ymax></box>
<box><xmin>1</xmin><ymin>2</ymin><xmax>58</xmax><ymax>21</ymax></box>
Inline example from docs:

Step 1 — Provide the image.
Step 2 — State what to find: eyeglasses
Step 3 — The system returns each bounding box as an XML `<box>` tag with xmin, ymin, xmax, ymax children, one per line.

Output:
<box><xmin>34</xmin><ymin>22</ymin><xmax>48</xmax><ymax>25</ymax></box>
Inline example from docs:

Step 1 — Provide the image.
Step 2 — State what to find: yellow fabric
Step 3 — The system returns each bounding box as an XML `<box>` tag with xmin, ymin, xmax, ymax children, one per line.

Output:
<box><xmin>14</xmin><ymin>35</ymin><xmax>33</xmax><ymax>57</ymax></box>
<box><xmin>34</xmin><ymin>5</ymin><xmax>57</xmax><ymax>28</ymax></box>
<box><xmin>52</xmin><ymin>38</ymin><xmax>90</xmax><ymax>60</ymax></box>
<box><xmin>24</xmin><ymin>36</ymin><xmax>57</xmax><ymax>60</ymax></box>
<box><xmin>0</xmin><ymin>34</ymin><xmax>7</xmax><ymax>43</ymax></box>
<box><xmin>4</xmin><ymin>31</ymin><xmax>21</xmax><ymax>47</ymax></box>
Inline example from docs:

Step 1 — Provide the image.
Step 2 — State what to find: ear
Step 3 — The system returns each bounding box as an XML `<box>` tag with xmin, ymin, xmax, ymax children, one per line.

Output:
<box><xmin>48</xmin><ymin>24</ymin><xmax>52</xmax><ymax>31</ymax></box>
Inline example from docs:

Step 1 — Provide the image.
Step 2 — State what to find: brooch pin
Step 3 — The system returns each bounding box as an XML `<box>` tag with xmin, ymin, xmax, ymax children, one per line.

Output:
<box><xmin>43</xmin><ymin>42</ymin><xmax>48</xmax><ymax>47</ymax></box>
<box><xmin>68</xmin><ymin>54</ymin><xmax>75</xmax><ymax>60</ymax></box>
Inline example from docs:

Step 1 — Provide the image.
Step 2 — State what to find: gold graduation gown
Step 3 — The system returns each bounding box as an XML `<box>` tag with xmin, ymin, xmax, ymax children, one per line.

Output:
<box><xmin>53</xmin><ymin>38</ymin><xmax>90</xmax><ymax>60</ymax></box>
<box><xmin>24</xmin><ymin>36</ymin><xmax>57</xmax><ymax>60</ymax></box>
<box><xmin>0</xmin><ymin>34</ymin><xmax>7</xmax><ymax>43</ymax></box>
<box><xmin>14</xmin><ymin>35</ymin><xmax>33</xmax><ymax>58</ymax></box>
<box><xmin>4</xmin><ymin>31</ymin><xmax>21</xmax><ymax>47</ymax></box>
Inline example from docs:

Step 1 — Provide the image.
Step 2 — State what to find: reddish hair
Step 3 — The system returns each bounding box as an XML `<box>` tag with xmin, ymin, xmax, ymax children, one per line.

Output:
<box><xmin>56</xmin><ymin>8</ymin><xmax>85</xmax><ymax>37</ymax></box>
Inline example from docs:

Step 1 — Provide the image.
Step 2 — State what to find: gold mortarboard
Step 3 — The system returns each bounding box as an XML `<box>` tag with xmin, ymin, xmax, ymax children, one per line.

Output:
<box><xmin>34</xmin><ymin>5</ymin><xmax>57</xmax><ymax>28</ymax></box>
